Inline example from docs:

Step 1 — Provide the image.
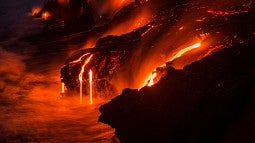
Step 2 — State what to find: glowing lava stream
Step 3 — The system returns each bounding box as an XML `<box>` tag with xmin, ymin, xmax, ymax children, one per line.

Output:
<box><xmin>147</xmin><ymin>72</ymin><xmax>157</xmax><ymax>87</ymax></box>
<box><xmin>89</xmin><ymin>69</ymin><xmax>93</xmax><ymax>105</ymax></box>
<box><xmin>168</xmin><ymin>42</ymin><xmax>201</xmax><ymax>62</ymax></box>
<box><xmin>78</xmin><ymin>55</ymin><xmax>93</xmax><ymax>104</ymax></box>
<box><xmin>61</xmin><ymin>82</ymin><xmax>65</xmax><ymax>93</ymax></box>
<box><xmin>145</xmin><ymin>42</ymin><xmax>201</xmax><ymax>87</ymax></box>
<box><xmin>79</xmin><ymin>65</ymin><xmax>85</xmax><ymax>104</ymax></box>
<box><xmin>70</xmin><ymin>53</ymin><xmax>90</xmax><ymax>64</ymax></box>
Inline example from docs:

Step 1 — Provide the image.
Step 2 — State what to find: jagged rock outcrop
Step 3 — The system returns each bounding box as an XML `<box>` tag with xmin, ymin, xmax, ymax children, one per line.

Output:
<box><xmin>60</xmin><ymin>24</ymin><xmax>152</xmax><ymax>97</ymax></box>
<box><xmin>60</xmin><ymin>0</ymin><xmax>254</xmax><ymax>97</ymax></box>
<box><xmin>99</xmin><ymin>39</ymin><xmax>255</xmax><ymax>143</ymax></box>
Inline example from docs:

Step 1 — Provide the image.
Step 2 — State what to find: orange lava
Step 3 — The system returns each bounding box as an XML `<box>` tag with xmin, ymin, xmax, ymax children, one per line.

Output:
<box><xmin>168</xmin><ymin>42</ymin><xmax>201</xmax><ymax>62</ymax></box>
<box><xmin>89</xmin><ymin>69</ymin><xmax>93</xmax><ymax>105</ymax></box>
<box><xmin>142</xmin><ymin>42</ymin><xmax>201</xmax><ymax>88</ymax></box>
<box><xmin>78</xmin><ymin>55</ymin><xmax>93</xmax><ymax>104</ymax></box>
<box><xmin>79</xmin><ymin>64</ymin><xmax>85</xmax><ymax>104</ymax></box>
<box><xmin>61</xmin><ymin>82</ymin><xmax>65</xmax><ymax>93</ymax></box>
<box><xmin>70</xmin><ymin>53</ymin><xmax>90</xmax><ymax>64</ymax></box>
<box><xmin>147</xmin><ymin>72</ymin><xmax>157</xmax><ymax>87</ymax></box>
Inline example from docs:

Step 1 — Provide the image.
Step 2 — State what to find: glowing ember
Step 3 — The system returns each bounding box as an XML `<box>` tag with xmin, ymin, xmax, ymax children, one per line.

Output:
<box><xmin>168</xmin><ymin>42</ymin><xmax>201</xmax><ymax>62</ymax></box>
<box><xmin>89</xmin><ymin>69</ymin><xmax>93</xmax><ymax>105</ymax></box>
<box><xmin>147</xmin><ymin>72</ymin><xmax>157</xmax><ymax>87</ymax></box>
<box><xmin>32</xmin><ymin>7</ymin><xmax>41</xmax><ymax>16</ymax></box>
<box><xmin>61</xmin><ymin>82</ymin><xmax>65</xmax><ymax>93</ymax></box>
<box><xmin>41</xmin><ymin>11</ymin><xmax>50</xmax><ymax>20</ymax></box>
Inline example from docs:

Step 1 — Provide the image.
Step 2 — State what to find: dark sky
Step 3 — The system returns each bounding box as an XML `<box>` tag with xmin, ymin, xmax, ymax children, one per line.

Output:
<box><xmin>0</xmin><ymin>0</ymin><xmax>44</xmax><ymax>27</ymax></box>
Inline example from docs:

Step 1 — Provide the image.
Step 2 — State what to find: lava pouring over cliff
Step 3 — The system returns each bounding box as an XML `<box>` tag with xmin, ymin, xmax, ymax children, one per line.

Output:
<box><xmin>5</xmin><ymin>0</ymin><xmax>252</xmax><ymax>142</ymax></box>
<box><xmin>44</xmin><ymin>0</ymin><xmax>254</xmax><ymax>99</ymax></box>
<box><xmin>144</xmin><ymin>42</ymin><xmax>201</xmax><ymax>87</ymax></box>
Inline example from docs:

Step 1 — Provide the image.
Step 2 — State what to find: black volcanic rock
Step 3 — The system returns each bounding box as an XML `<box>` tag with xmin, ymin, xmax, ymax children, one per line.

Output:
<box><xmin>60</xmin><ymin>24</ymin><xmax>152</xmax><ymax>97</ymax></box>
<box><xmin>99</xmin><ymin>39</ymin><xmax>255</xmax><ymax>143</ymax></box>
<box><xmin>59</xmin><ymin>0</ymin><xmax>254</xmax><ymax>96</ymax></box>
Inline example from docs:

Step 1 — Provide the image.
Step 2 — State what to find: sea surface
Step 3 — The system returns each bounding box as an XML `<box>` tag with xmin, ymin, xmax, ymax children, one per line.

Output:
<box><xmin>0</xmin><ymin>1</ymin><xmax>115</xmax><ymax>142</ymax></box>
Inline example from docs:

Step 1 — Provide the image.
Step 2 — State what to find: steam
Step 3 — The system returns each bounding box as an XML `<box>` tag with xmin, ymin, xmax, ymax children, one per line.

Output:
<box><xmin>0</xmin><ymin>48</ymin><xmax>25</xmax><ymax>95</ymax></box>
<box><xmin>0</xmin><ymin>47</ymin><xmax>114</xmax><ymax>142</ymax></box>
<box><xmin>0</xmin><ymin>1</ymin><xmax>120</xmax><ymax>142</ymax></box>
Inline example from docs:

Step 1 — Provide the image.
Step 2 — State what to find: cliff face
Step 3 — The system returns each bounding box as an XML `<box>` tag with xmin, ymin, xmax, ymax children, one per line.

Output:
<box><xmin>59</xmin><ymin>0</ymin><xmax>254</xmax><ymax>97</ymax></box>
<box><xmin>60</xmin><ymin>24</ymin><xmax>152</xmax><ymax>97</ymax></box>
<box><xmin>99</xmin><ymin>39</ymin><xmax>255</xmax><ymax>143</ymax></box>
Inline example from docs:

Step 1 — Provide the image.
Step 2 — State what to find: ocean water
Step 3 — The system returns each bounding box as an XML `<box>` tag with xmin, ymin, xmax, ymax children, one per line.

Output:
<box><xmin>0</xmin><ymin>1</ymin><xmax>115</xmax><ymax>142</ymax></box>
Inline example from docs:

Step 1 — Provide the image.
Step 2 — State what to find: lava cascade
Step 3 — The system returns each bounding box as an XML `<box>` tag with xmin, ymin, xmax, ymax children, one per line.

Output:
<box><xmin>55</xmin><ymin>0</ymin><xmax>255</xmax><ymax>97</ymax></box>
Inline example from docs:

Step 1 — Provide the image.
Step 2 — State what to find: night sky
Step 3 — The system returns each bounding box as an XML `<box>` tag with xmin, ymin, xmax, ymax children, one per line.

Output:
<box><xmin>0</xmin><ymin>0</ymin><xmax>44</xmax><ymax>31</ymax></box>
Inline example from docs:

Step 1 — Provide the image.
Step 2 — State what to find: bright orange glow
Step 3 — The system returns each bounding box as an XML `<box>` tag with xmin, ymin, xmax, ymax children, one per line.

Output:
<box><xmin>89</xmin><ymin>69</ymin><xmax>93</xmax><ymax>105</ymax></box>
<box><xmin>70</xmin><ymin>53</ymin><xmax>90</xmax><ymax>64</ymax></box>
<box><xmin>147</xmin><ymin>72</ymin><xmax>157</xmax><ymax>87</ymax></box>
<box><xmin>207</xmin><ymin>9</ymin><xmax>249</xmax><ymax>16</ymax></box>
<box><xmin>103</xmin><ymin>8</ymin><xmax>152</xmax><ymax>36</ymax></box>
<box><xmin>32</xmin><ymin>7</ymin><xmax>41</xmax><ymax>16</ymax></box>
<box><xmin>141</xmin><ymin>42</ymin><xmax>201</xmax><ymax>88</ymax></box>
<box><xmin>168</xmin><ymin>42</ymin><xmax>201</xmax><ymax>62</ymax></box>
<box><xmin>179</xmin><ymin>26</ymin><xmax>184</xmax><ymax>30</ymax></box>
<box><xmin>79</xmin><ymin>65</ymin><xmax>85</xmax><ymax>104</ymax></box>
<box><xmin>112</xmin><ymin>0</ymin><xmax>133</xmax><ymax>13</ymax></box>
<box><xmin>78</xmin><ymin>55</ymin><xmax>93</xmax><ymax>104</ymax></box>
<box><xmin>61</xmin><ymin>82</ymin><xmax>65</xmax><ymax>93</ymax></box>
<box><xmin>41</xmin><ymin>11</ymin><xmax>51</xmax><ymax>20</ymax></box>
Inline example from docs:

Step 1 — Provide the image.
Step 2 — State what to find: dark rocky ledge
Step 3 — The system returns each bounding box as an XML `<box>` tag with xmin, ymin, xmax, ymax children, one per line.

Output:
<box><xmin>99</xmin><ymin>39</ymin><xmax>255</xmax><ymax>143</ymax></box>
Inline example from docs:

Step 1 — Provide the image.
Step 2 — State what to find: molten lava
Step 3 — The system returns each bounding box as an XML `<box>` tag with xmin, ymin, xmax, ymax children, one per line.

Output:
<box><xmin>79</xmin><ymin>64</ymin><xmax>85</xmax><ymax>104</ymax></box>
<box><xmin>78</xmin><ymin>54</ymin><xmax>93</xmax><ymax>104</ymax></box>
<box><xmin>168</xmin><ymin>42</ymin><xmax>201</xmax><ymax>62</ymax></box>
<box><xmin>89</xmin><ymin>69</ymin><xmax>93</xmax><ymax>105</ymax></box>
<box><xmin>61</xmin><ymin>82</ymin><xmax>65</xmax><ymax>93</ymax></box>
<box><xmin>144</xmin><ymin>42</ymin><xmax>201</xmax><ymax>87</ymax></box>
<box><xmin>69</xmin><ymin>53</ymin><xmax>90</xmax><ymax>64</ymax></box>
<box><xmin>59</xmin><ymin>0</ymin><xmax>254</xmax><ymax>98</ymax></box>
<box><xmin>147</xmin><ymin>72</ymin><xmax>157</xmax><ymax>87</ymax></box>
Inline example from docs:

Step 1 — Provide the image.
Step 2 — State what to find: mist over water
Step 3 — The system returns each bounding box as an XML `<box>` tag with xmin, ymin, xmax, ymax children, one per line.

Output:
<box><xmin>0</xmin><ymin>1</ymin><xmax>115</xmax><ymax>142</ymax></box>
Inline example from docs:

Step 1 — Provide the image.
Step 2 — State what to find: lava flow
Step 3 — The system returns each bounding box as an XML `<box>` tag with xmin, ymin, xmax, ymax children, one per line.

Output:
<box><xmin>1</xmin><ymin>0</ymin><xmax>254</xmax><ymax>142</ymax></box>
<box><xmin>167</xmin><ymin>42</ymin><xmax>201</xmax><ymax>63</ymax></box>
<box><xmin>78</xmin><ymin>54</ymin><xmax>93</xmax><ymax>104</ymax></box>
<box><xmin>144</xmin><ymin>42</ymin><xmax>201</xmax><ymax>87</ymax></box>
<box><xmin>60</xmin><ymin>0</ymin><xmax>254</xmax><ymax>96</ymax></box>
<box><xmin>147</xmin><ymin>72</ymin><xmax>157</xmax><ymax>87</ymax></box>
<box><xmin>79</xmin><ymin>64</ymin><xmax>85</xmax><ymax>104</ymax></box>
<box><xmin>89</xmin><ymin>69</ymin><xmax>93</xmax><ymax>105</ymax></box>
<box><xmin>61</xmin><ymin>82</ymin><xmax>65</xmax><ymax>93</ymax></box>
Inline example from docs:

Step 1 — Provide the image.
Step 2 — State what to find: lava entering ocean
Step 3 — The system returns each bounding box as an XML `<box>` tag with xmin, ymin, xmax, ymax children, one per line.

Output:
<box><xmin>1</xmin><ymin>0</ymin><xmax>254</xmax><ymax>142</ymax></box>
